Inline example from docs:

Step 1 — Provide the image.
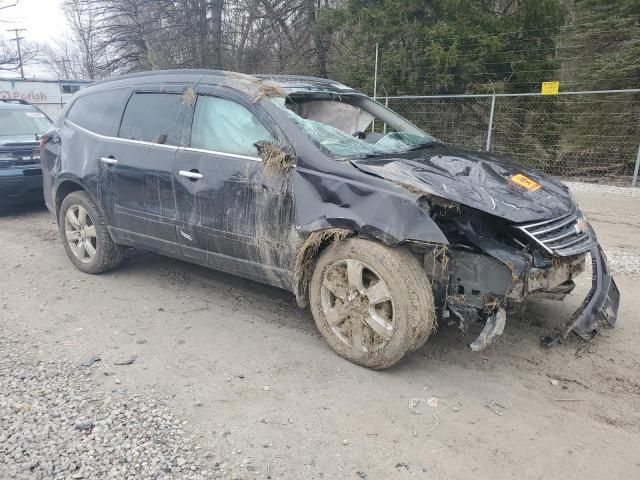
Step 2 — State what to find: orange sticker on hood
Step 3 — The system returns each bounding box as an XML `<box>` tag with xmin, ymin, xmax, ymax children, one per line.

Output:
<box><xmin>510</xmin><ymin>174</ymin><xmax>541</xmax><ymax>192</ymax></box>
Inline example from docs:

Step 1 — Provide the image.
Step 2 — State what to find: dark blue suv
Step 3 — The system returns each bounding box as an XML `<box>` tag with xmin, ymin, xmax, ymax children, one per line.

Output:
<box><xmin>0</xmin><ymin>99</ymin><xmax>52</xmax><ymax>206</ymax></box>
<box><xmin>40</xmin><ymin>70</ymin><xmax>619</xmax><ymax>368</ymax></box>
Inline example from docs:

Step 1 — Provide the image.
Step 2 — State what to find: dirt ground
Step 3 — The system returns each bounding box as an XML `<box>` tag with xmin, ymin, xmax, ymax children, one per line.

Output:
<box><xmin>1</xmin><ymin>189</ymin><xmax>639</xmax><ymax>480</ymax></box>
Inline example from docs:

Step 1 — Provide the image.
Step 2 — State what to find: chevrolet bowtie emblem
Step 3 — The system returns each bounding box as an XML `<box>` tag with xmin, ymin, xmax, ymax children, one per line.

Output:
<box><xmin>574</xmin><ymin>216</ymin><xmax>588</xmax><ymax>235</ymax></box>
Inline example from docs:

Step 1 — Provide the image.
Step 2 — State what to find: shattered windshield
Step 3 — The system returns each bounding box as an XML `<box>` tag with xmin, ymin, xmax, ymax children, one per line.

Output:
<box><xmin>270</xmin><ymin>95</ymin><xmax>436</xmax><ymax>159</ymax></box>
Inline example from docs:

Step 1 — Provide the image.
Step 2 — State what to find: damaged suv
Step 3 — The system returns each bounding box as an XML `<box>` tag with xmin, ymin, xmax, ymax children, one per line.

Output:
<box><xmin>41</xmin><ymin>70</ymin><xmax>619</xmax><ymax>369</ymax></box>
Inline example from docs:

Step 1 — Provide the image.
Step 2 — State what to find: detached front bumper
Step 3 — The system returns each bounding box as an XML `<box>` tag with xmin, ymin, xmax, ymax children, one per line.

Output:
<box><xmin>445</xmin><ymin>216</ymin><xmax>619</xmax><ymax>350</ymax></box>
<box><xmin>542</xmin><ymin>245</ymin><xmax>620</xmax><ymax>346</ymax></box>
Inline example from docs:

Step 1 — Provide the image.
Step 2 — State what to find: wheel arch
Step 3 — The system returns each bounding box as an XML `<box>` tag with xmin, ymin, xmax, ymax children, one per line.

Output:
<box><xmin>54</xmin><ymin>179</ymin><xmax>87</xmax><ymax>219</ymax></box>
<box><xmin>54</xmin><ymin>177</ymin><xmax>105</xmax><ymax>222</ymax></box>
<box><xmin>291</xmin><ymin>222</ymin><xmax>446</xmax><ymax>308</ymax></box>
<box><xmin>293</xmin><ymin>228</ymin><xmax>354</xmax><ymax>308</ymax></box>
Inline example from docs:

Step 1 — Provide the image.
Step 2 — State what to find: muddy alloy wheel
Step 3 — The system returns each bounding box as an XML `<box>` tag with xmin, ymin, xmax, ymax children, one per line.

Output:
<box><xmin>310</xmin><ymin>237</ymin><xmax>436</xmax><ymax>369</ymax></box>
<box><xmin>320</xmin><ymin>259</ymin><xmax>396</xmax><ymax>353</ymax></box>
<box><xmin>59</xmin><ymin>191</ymin><xmax>123</xmax><ymax>274</ymax></box>
<box><xmin>64</xmin><ymin>205</ymin><xmax>97</xmax><ymax>264</ymax></box>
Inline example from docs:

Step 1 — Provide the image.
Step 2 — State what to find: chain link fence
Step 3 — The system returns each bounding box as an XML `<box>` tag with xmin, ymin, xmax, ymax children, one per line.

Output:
<box><xmin>385</xmin><ymin>89</ymin><xmax>640</xmax><ymax>186</ymax></box>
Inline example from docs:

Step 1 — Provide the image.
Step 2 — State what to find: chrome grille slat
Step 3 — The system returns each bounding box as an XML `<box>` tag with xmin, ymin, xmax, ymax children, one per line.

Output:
<box><xmin>517</xmin><ymin>208</ymin><xmax>595</xmax><ymax>256</ymax></box>
<box><xmin>529</xmin><ymin>216</ymin><xmax>576</xmax><ymax>236</ymax></box>
<box><xmin>518</xmin><ymin>210</ymin><xmax>574</xmax><ymax>229</ymax></box>
<box><xmin>552</xmin><ymin>235</ymin><xmax>588</xmax><ymax>250</ymax></box>
<box><xmin>543</xmin><ymin>229</ymin><xmax>578</xmax><ymax>244</ymax></box>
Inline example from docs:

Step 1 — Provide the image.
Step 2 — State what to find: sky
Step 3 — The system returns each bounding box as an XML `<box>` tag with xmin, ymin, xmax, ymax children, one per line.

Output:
<box><xmin>1</xmin><ymin>0</ymin><xmax>68</xmax><ymax>78</ymax></box>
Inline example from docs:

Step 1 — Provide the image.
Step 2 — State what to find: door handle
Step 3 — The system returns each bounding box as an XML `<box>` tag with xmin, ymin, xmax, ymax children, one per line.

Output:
<box><xmin>178</xmin><ymin>170</ymin><xmax>204</xmax><ymax>180</ymax></box>
<box><xmin>100</xmin><ymin>156</ymin><xmax>118</xmax><ymax>165</ymax></box>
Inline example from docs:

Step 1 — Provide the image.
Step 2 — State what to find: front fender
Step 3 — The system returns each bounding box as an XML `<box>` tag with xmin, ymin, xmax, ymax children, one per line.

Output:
<box><xmin>294</xmin><ymin>168</ymin><xmax>448</xmax><ymax>246</ymax></box>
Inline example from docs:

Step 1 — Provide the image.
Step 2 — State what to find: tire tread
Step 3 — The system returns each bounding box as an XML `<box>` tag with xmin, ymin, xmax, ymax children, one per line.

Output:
<box><xmin>309</xmin><ymin>237</ymin><xmax>435</xmax><ymax>369</ymax></box>
<box><xmin>59</xmin><ymin>191</ymin><xmax>123</xmax><ymax>274</ymax></box>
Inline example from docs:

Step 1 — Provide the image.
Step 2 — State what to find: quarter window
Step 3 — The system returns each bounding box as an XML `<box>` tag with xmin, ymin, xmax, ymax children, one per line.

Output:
<box><xmin>67</xmin><ymin>89</ymin><xmax>129</xmax><ymax>136</ymax></box>
<box><xmin>191</xmin><ymin>96</ymin><xmax>274</xmax><ymax>157</ymax></box>
<box><xmin>118</xmin><ymin>93</ymin><xmax>185</xmax><ymax>146</ymax></box>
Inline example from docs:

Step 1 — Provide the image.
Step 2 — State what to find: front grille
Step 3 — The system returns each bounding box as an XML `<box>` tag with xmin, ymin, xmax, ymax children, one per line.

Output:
<box><xmin>518</xmin><ymin>208</ymin><xmax>596</xmax><ymax>257</ymax></box>
<box><xmin>0</xmin><ymin>147</ymin><xmax>40</xmax><ymax>168</ymax></box>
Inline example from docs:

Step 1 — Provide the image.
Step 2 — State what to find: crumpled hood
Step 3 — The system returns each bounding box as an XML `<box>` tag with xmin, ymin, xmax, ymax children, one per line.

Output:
<box><xmin>350</xmin><ymin>144</ymin><xmax>574</xmax><ymax>223</ymax></box>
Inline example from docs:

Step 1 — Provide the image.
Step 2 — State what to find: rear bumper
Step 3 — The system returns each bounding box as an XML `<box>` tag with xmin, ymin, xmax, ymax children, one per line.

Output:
<box><xmin>0</xmin><ymin>167</ymin><xmax>43</xmax><ymax>204</ymax></box>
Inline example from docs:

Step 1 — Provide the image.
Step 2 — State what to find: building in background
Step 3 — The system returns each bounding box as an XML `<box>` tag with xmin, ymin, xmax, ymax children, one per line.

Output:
<box><xmin>0</xmin><ymin>78</ymin><xmax>90</xmax><ymax>118</ymax></box>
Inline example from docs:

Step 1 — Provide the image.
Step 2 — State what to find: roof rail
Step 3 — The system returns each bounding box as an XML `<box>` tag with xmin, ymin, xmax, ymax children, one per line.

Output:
<box><xmin>0</xmin><ymin>98</ymin><xmax>30</xmax><ymax>105</ymax></box>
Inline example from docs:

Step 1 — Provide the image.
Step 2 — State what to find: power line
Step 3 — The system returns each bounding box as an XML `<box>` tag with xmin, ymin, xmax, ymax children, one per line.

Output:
<box><xmin>379</xmin><ymin>52</ymin><xmax>635</xmax><ymax>70</ymax></box>
<box><xmin>6</xmin><ymin>27</ymin><xmax>25</xmax><ymax>79</ymax></box>
<box><xmin>375</xmin><ymin>65</ymin><xmax>639</xmax><ymax>81</ymax></box>
<box><xmin>380</xmin><ymin>38</ymin><xmax>640</xmax><ymax>64</ymax></box>
<box><xmin>381</xmin><ymin>78</ymin><xmax>640</xmax><ymax>93</ymax></box>
<box><xmin>385</xmin><ymin>19</ymin><xmax>640</xmax><ymax>51</ymax></box>
<box><xmin>374</xmin><ymin>15</ymin><xmax>640</xmax><ymax>49</ymax></box>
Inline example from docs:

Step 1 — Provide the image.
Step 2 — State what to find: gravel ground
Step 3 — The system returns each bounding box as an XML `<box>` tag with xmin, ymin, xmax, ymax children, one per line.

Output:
<box><xmin>604</xmin><ymin>249</ymin><xmax>640</xmax><ymax>277</ymax></box>
<box><xmin>564</xmin><ymin>180</ymin><xmax>640</xmax><ymax>198</ymax></box>
<box><xmin>0</xmin><ymin>326</ymin><xmax>247</xmax><ymax>480</ymax></box>
<box><xmin>562</xmin><ymin>181</ymin><xmax>640</xmax><ymax>277</ymax></box>
<box><xmin>0</xmin><ymin>186</ymin><xmax>638</xmax><ymax>480</ymax></box>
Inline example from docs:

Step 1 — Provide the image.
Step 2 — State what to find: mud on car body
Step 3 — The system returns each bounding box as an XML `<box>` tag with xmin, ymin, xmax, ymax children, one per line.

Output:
<box><xmin>40</xmin><ymin>70</ymin><xmax>620</xmax><ymax>369</ymax></box>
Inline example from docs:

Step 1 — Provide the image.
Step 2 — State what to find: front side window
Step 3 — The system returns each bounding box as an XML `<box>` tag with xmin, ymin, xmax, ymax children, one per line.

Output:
<box><xmin>0</xmin><ymin>108</ymin><xmax>51</xmax><ymax>137</ymax></box>
<box><xmin>118</xmin><ymin>93</ymin><xmax>185</xmax><ymax>146</ymax></box>
<box><xmin>67</xmin><ymin>89</ymin><xmax>129</xmax><ymax>136</ymax></box>
<box><xmin>271</xmin><ymin>94</ymin><xmax>436</xmax><ymax>159</ymax></box>
<box><xmin>191</xmin><ymin>96</ymin><xmax>274</xmax><ymax>157</ymax></box>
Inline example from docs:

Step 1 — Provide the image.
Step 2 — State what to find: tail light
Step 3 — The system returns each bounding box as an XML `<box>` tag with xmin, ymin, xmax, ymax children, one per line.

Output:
<box><xmin>39</xmin><ymin>134</ymin><xmax>51</xmax><ymax>153</ymax></box>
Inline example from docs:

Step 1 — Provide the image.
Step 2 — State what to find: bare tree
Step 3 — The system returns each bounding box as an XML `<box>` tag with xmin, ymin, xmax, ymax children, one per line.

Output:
<box><xmin>53</xmin><ymin>0</ymin><xmax>347</xmax><ymax>78</ymax></box>
<box><xmin>64</xmin><ymin>0</ymin><xmax>102</xmax><ymax>79</ymax></box>
<box><xmin>39</xmin><ymin>36</ymin><xmax>86</xmax><ymax>79</ymax></box>
<box><xmin>0</xmin><ymin>1</ymin><xmax>19</xmax><ymax>11</ymax></box>
<box><xmin>0</xmin><ymin>37</ymin><xmax>37</xmax><ymax>73</ymax></box>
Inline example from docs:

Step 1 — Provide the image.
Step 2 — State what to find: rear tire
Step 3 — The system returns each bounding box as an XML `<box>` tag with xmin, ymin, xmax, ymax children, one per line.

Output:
<box><xmin>309</xmin><ymin>237</ymin><xmax>435</xmax><ymax>369</ymax></box>
<box><xmin>58</xmin><ymin>191</ymin><xmax>123</xmax><ymax>274</ymax></box>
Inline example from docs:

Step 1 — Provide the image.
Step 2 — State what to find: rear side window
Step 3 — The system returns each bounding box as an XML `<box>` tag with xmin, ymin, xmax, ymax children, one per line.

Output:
<box><xmin>118</xmin><ymin>93</ymin><xmax>184</xmax><ymax>146</ymax></box>
<box><xmin>67</xmin><ymin>89</ymin><xmax>129</xmax><ymax>136</ymax></box>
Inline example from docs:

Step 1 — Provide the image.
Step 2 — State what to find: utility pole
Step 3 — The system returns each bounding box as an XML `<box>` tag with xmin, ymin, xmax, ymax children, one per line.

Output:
<box><xmin>7</xmin><ymin>28</ymin><xmax>26</xmax><ymax>79</ymax></box>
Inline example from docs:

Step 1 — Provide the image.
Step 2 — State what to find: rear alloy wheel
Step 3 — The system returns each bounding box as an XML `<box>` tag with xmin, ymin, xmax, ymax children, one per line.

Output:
<box><xmin>64</xmin><ymin>204</ymin><xmax>97</xmax><ymax>264</ymax></box>
<box><xmin>59</xmin><ymin>191</ymin><xmax>123</xmax><ymax>274</ymax></box>
<box><xmin>309</xmin><ymin>237</ymin><xmax>435</xmax><ymax>369</ymax></box>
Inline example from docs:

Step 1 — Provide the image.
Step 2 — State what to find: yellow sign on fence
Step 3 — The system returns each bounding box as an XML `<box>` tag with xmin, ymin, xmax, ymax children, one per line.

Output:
<box><xmin>541</xmin><ymin>81</ymin><xmax>560</xmax><ymax>95</ymax></box>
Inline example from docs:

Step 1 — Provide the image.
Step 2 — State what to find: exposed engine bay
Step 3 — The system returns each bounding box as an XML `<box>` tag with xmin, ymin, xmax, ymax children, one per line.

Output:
<box><xmin>414</xmin><ymin>201</ymin><xmax>617</xmax><ymax>351</ymax></box>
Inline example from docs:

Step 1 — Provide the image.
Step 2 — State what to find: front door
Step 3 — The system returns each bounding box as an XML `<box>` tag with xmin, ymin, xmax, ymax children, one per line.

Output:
<box><xmin>105</xmin><ymin>88</ymin><xmax>189</xmax><ymax>256</ymax></box>
<box><xmin>172</xmin><ymin>91</ymin><xmax>295</xmax><ymax>288</ymax></box>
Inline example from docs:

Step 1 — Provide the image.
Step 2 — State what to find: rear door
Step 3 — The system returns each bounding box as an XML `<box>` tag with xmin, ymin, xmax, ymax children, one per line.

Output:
<box><xmin>172</xmin><ymin>90</ymin><xmax>295</xmax><ymax>287</ymax></box>
<box><xmin>105</xmin><ymin>87</ymin><xmax>189</xmax><ymax>255</ymax></box>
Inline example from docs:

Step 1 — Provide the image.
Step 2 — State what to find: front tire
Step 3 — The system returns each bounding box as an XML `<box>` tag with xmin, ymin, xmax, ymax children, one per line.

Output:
<box><xmin>309</xmin><ymin>237</ymin><xmax>435</xmax><ymax>369</ymax></box>
<box><xmin>58</xmin><ymin>191</ymin><xmax>123</xmax><ymax>274</ymax></box>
